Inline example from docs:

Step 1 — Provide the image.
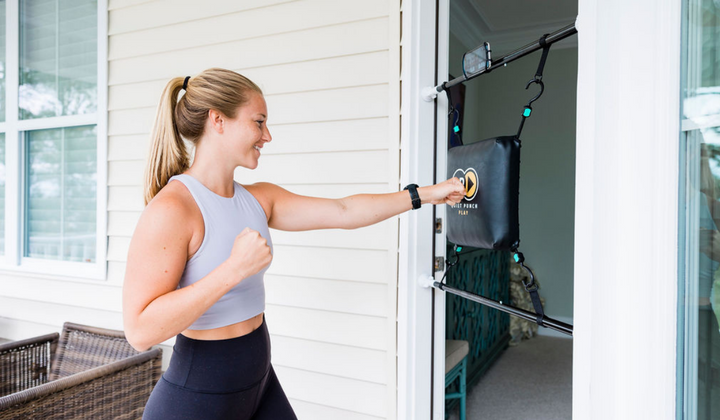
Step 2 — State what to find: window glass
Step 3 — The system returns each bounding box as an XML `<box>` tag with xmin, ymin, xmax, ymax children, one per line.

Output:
<box><xmin>19</xmin><ymin>0</ymin><xmax>97</xmax><ymax>120</ymax></box>
<box><xmin>678</xmin><ymin>0</ymin><xmax>720</xmax><ymax>418</ymax></box>
<box><xmin>0</xmin><ymin>133</ymin><xmax>5</xmax><ymax>256</ymax></box>
<box><xmin>24</xmin><ymin>126</ymin><xmax>96</xmax><ymax>263</ymax></box>
<box><xmin>0</xmin><ymin>0</ymin><xmax>6</xmax><ymax>123</ymax></box>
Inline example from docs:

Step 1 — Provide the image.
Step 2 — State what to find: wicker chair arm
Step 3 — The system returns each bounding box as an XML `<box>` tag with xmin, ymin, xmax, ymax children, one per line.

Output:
<box><xmin>0</xmin><ymin>334</ymin><xmax>59</xmax><ymax>354</ymax></box>
<box><xmin>0</xmin><ymin>348</ymin><xmax>162</xmax><ymax>420</ymax></box>
<box><xmin>0</xmin><ymin>333</ymin><xmax>59</xmax><ymax>397</ymax></box>
<box><xmin>50</xmin><ymin>322</ymin><xmax>141</xmax><ymax>380</ymax></box>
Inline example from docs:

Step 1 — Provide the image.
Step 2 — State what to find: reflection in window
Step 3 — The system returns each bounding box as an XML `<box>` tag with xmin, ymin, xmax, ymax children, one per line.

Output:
<box><xmin>19</xmin><ymin>0</ymin><xmax>97</xmax><ymax>120</ymax></box>
<box><xmin>679</xmin><ymin>0</ymin><xmax>720</xmax><ymax>418</ymax></box>
<box><xmin>24</xmin><ymin>126</ymin><xmax>96</xmax><ymax>262</ymax></box>
<box><xmin>0</xmin><ymin>133</ymin><xmax>5</xmax><ymax>255</ymax></box>
<box><xmin>0</xmin><ymin>1</ymin><xmax>6</xmax><ymax>123</ymax></box>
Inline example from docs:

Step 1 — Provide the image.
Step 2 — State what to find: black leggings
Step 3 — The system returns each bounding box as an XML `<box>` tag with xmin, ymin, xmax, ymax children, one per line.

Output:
<box><xmin>143</xmin><ymin>316</ymin><xmax>297</xmax><ymax>420</ymax></box>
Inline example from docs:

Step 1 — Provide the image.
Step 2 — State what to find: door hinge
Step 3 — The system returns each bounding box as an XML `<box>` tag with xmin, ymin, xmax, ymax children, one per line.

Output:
<box><xmin>434</xmin><ymin>256</ymin><xmax>444</xmax><ymax>272</ymax></box>
<box><xmin>435</xmin><ymin>218</ymin><xmax>443</xmax><ymax>234</ymax></box>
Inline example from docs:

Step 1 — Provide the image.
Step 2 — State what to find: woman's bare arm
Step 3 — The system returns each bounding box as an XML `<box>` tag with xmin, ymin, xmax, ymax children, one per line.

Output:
<box><xmin>248</xmin><ymin>178</ymin><xmax>465</xmax><ymax>232</ymax></box>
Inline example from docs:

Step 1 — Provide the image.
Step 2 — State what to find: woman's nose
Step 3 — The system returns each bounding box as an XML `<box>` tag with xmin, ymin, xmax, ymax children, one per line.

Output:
<box><xmin>263</xmin><ymin>126</ymin><xmax>272</xmax><ymax>143</ymax></box>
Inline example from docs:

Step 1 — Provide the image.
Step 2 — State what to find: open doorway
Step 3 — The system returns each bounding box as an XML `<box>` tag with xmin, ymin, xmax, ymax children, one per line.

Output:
<box><xmin>441</xmin><ymin>1</ymin><xmax>577</xmax><ymax>419</ymax></box>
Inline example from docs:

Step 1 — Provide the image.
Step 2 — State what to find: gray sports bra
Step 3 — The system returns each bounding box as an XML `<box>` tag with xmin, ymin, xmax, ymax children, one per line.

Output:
<box><xmin>168</xmin><ymin>174</ymin><xmax>273</xmax><ymax>330</ymax></box>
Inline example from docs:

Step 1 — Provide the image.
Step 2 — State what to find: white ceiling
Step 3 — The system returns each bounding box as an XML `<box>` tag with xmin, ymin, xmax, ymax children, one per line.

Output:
<box><xmin>450</xmin><ymin>0</ymin><xmax>578</xmax><ymax>54</ymax></box>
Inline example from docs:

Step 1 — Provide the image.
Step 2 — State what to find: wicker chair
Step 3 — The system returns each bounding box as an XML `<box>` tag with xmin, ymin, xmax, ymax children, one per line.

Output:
<box><xmin>0</xmin><ymin>322</ymin><xmax>162</xmax><ymax>420</ymax></box>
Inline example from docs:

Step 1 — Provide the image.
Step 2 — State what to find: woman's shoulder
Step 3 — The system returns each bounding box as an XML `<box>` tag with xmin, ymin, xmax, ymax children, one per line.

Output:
<box><xmin>143</xmin><ymin>179</ymin><xmax>202</xmax><ymax>232</ymax></box>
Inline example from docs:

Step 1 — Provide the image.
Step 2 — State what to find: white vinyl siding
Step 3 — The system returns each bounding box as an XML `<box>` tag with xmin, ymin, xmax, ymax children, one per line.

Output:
<box><xmin>107</xmin><ymin>1</ymin><xmax>399</xmax><ymax>419</ymax></box>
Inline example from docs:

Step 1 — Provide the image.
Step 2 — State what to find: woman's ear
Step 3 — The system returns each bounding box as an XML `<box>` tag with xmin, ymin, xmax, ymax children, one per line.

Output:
<box><xmin>208</xmin><ymin>109</ymin><xmax>225</xmax><ymax>134</ymax></box>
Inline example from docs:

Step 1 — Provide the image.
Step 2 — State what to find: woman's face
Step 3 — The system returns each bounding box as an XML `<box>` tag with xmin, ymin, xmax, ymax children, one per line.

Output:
<box><xmin>224</xmin><ymin>92</ymin><xmax>272</xmax><ymax>169</ymax></box>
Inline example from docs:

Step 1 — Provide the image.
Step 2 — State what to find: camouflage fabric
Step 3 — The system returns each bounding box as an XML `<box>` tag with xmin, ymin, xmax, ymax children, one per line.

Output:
<box><xmin>508</xmin><ymin>256</ymin><xmax>544</xmax><ymax>346</ymax></box>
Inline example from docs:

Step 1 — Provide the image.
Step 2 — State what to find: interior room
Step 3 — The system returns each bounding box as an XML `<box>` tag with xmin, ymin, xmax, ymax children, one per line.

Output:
<box><xmin>443</xmin><ymin>1</ymin><xmax>578</xmax><ymax>419</ymax></box>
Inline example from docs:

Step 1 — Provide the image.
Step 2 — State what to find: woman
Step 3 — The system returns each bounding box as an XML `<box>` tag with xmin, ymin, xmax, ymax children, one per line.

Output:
<box><xmin>123</xmin><ymin>68</ymin><xmax>465</xmax><ymax>419</ymax></box>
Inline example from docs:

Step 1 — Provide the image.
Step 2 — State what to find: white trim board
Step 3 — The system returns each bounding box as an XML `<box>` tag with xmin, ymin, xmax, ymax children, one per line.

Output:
<box><xmin>573</xmin><ymin>1</ymin><xmax>680</xmax><ymax>418</ymax></box>
<box><xmin>397</xmin><ymin>0</ymin><xmax>438</xmax><ymax>419</ymax></box>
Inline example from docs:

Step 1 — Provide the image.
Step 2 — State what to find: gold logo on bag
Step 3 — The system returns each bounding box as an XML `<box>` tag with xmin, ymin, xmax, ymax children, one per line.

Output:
<box><xmin>452</xmin><ymin>168</ymin><xmax>479</xmax><ymax>201</ymax></box>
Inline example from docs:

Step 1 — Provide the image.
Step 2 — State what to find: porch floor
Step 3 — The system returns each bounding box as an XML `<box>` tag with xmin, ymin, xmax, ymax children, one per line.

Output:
<box><xmin>447</xmin><ymin>335</ymin><xmax>572</xmax><ymax>420</ymax></box>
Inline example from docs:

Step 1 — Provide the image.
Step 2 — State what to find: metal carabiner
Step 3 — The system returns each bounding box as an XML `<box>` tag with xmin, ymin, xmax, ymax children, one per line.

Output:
<box><xmin>524</xmin><ymin>77</ymin><xmax>545</xmax><ymax>108</ymax></box>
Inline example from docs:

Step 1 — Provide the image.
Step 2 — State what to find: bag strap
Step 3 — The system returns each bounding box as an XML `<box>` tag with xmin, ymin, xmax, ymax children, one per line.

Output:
<box><xmin>516</xmin><ymin>34</ymin><xmax>551</xmax><ymax>138</ymax></box>
<box><xmin>513</xmin><ymin>250</ymin><xmax>546</xmax><ymax>327</ymax></box>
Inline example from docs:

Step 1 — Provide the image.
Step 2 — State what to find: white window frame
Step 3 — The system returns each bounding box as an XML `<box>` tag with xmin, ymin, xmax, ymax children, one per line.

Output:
<box><xmin>0</xmin><ymin>0</ymin><xmax>107</xmax><ymax>281</ymax></box>
<box><xmin>678</xmin><ymin>0</ymin><xmax>720</xmax><ymax>415</ymax></box>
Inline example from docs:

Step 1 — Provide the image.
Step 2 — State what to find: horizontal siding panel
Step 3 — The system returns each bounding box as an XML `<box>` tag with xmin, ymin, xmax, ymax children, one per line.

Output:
<box><xmin>108</xmin><ymin>0</ymin><xmax>293</xmax><ymax>34</ymax></box>
<box><xmin>236</xmin><ymin>150</ymin><xmax>390</xmax><ymax>185</ymax></box>
<box><xmin>110</xmin><ymin>241</ymin><xmax>391</xmax><ymax>285</ymax></box>
<box><xmin>107</xmin><ymin>236</ymin><xmax>130</xmax><ymax>262</ymax></box>
<box><xmin>263</xmin><ymin>118</ymin><xmax>390</xmax><ymax>155</ymax></box>
<box><xmin>108</xmin><ymin>0</ymin><xmax>152</xmax><ymax>11</ymax></box>
<box><xmin>109</xmin><ymin>51</ymin><xmax>389</xmax><ymax>110</ymax></box>
<box><xmin>265</xmin><ymin>275</ymin><xmax>387</xmax><ymax>318</ymax></box>
<box><xmin>275</xmin><ymin>366</ymin><xmax>386</xmax><ymax>417</ymax></box>
<box><xmin>108</xmin><ymin>211</ymin><xmax>141</xmax><ymax>237</ymax></box>
<box><xmin>271</xmin><ymin>335</ymin><xmax>385</xmax><ymax>384</ymax></box>
<box><xmin>0</xmin><ymin>297</ymin><xmax>123</xmax><ymax>332</ymax></box>
<box><xmin>107</xmin><ymin>261</ymin><xmax>127</xmax><ymax>285</ymax></box>
<box><xmin>270</xmin><ymin>221</ymin><xmax>393</xmax><ymax>250</ymax></box>
<box><xmin>108</xmin><ymin>118</ymin><xmax>389</xmax><ymax>161</ymax></box>
<box><xmin>0</xmin><ymin>317</ymin><xmax>58</xmax><ymax>342</ymax></box>
<box><xmin>108</xmin><ymin>160</ymin><xmax>145</xmax><ymax>186</ymax></box>
<box><xmin>281</xmin><ymin>184</ymin><xmax>395</xmax><ymax>198</ymax></box>
<box><xmin>0</xmin><ymin>276</ymin><xmax>121</xmax><ymax>312</ymax></box>
<box><xmin>265</xmin><ymin>85</ymin><xmax>389</xmax><ymax>125</ymax></box>
<box><xmin>106</xmin><ymin>184</ymin><xmax>395</xmax><ymax>212</ymax></box>
<box><xmin>109</xmin><ymin>0</ymin><xmax>388</xmax><ymax>60</ymax></box>
<box><xmin>107</xmin><ymin>108</ymin><xmax>153</xmax><ymax>137</ymax></box>
<box><xmin>108</xmin><ymin>134</ymin><xmax>148</xmax><ymax>161</ymax></box>
<box><xmin>265</xmin><ymin>305</ymin><xmax>386</xmax><ymax>351</ymax></box>
<box><xmin>109</xmin><ymin>84</ymin><xmax>388</xmax><ymax>135</ymax></box>
<box><xmin>268</xmin><ymin>246</ymin><xmax>391</xmax><ymax>284</ymax></box>
<box><xmin>289</xmin><ymin>399</ymin><xmax>384</xmax><ymax>420</ymax></box>
<box><xmin>109</xmin><ymin>18</ymin><xmax>389</xmax><ymax>85</ymax></box>
<box><xmin>108</xmin><ymin>212</ymin><xmax>392</xmax><ymax>252</ymax></box>
<box><xmin>108</xmin><ymin>186</ymin><xmax>145</xmax><ymax>211</ymax></box>
<box><xmin>111</xmin><ymin>151</ymin><xmax>388</xmax><ymax>187</ymax></box>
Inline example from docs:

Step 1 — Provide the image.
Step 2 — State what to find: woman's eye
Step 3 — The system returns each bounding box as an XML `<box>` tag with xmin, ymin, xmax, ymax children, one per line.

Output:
<box><xmin>256</xmin><ymin>120</ymin><xmax>264</xmax><ymax>126</ymax></box>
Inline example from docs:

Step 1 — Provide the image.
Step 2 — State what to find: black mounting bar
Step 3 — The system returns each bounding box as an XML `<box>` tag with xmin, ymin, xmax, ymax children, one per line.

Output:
<box><xmin>433</xmin><ymin>281</ymin><xmax>573</xmax><ymax>337</ymax></box>
<box><xmin>431</xmin><ymin>21</ymin><xmax>577</xmax><ymax>96</ymax></box>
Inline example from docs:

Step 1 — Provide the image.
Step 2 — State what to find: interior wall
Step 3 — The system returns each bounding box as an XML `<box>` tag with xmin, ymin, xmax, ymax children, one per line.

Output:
<box><xmin>448</xmin><ymin>32</ymin><xmax>577</xmax><ymax>322</ymax></box>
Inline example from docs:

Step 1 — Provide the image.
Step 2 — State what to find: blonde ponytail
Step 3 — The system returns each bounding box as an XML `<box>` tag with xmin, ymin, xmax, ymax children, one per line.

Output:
<box><xmin>144</xmin><ymin>77</ymin><xmax>189</xmax><ymax>205</ymax></box>
<box><xmin>143</xmin><ymin>68</ymin><xmax>262</xmax><ymax>205</ymax></box>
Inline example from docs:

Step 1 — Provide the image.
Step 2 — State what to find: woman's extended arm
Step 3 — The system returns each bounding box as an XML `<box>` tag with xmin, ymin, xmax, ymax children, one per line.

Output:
<box><xmin>248</xmin><ymin>178</ymin><xmax>465</xmax><ymax>231</ymax></box>
<box><xmin>122</xmin><ymin>193</ymin><xmax>271</xmax><ymax>351</ymax></box>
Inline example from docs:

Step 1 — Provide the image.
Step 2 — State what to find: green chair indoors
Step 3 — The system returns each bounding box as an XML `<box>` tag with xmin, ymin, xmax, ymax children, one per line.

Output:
<box><xmin>445</xmin><ymin>339</ymin><xmax>469</xmax><ymax>420</ymax></box>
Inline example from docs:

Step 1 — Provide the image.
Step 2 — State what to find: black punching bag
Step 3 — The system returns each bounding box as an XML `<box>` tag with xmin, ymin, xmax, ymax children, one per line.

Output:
<box><xmin>446</xmin><ymin>136</ymin><xmax>521</xmax><ymax>251</ymax></box>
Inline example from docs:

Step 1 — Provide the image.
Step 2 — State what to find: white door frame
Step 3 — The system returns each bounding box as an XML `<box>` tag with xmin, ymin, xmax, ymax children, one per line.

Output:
<box><xmin>397</xmin><ymin>0</ymin><xmax>441</xmax><ymax>419</ymax></box>
<box><xmin>572</xmin><ymin>0</ymin><xmax>680</xmax><ymax>418</ymax></box>
<box><xmin>399</xmin><ymin>0</ymin><xmax>682</xmax><ymax>419</ymax></box>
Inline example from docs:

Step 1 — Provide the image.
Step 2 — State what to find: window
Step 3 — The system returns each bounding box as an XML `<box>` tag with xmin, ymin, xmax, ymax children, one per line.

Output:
<box><xmin>678</xmin><ymin>0</ymin><xmax>720</xmax><ymax>417</ymax></box>
<box><xmin>0</xmin><ymin>0</ymin><xmax>107</xmax><ymax>279</ymax></box>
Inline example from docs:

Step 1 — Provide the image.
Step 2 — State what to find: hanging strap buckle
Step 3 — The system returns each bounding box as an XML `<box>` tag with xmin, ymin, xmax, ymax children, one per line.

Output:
<box><xmin>513</xmin><ymin>250</ymin><xmax>545</xmax><ymax>326</ymax></box>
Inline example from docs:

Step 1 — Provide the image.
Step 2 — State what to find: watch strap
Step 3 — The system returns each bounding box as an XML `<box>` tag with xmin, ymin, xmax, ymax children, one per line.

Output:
<box><xmin>403</xmin><ymin>184</ymin><xmax>421</xmax><ymax>210</ymax></box>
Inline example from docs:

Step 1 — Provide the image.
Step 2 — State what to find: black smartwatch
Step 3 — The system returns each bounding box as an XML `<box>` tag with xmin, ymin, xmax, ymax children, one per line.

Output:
<box><xmin>403</xmin><ymin>184</ymin><xmax>421</xmax><ymax>210</ymax></box>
